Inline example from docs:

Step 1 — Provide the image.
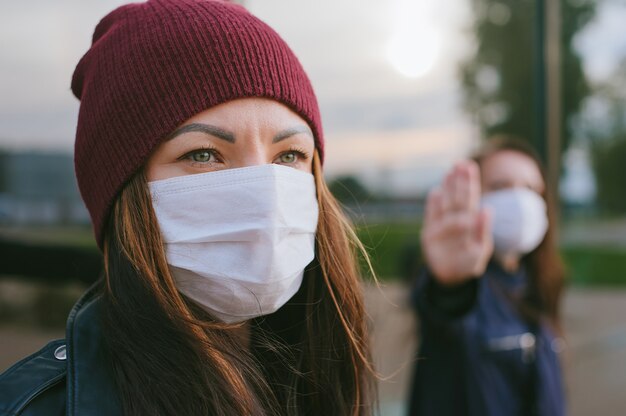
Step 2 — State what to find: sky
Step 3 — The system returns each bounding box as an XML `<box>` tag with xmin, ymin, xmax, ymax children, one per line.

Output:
<box><xmin>0</xmin><ymin>0</ymin><xmax>624</xmax><ymax>196</ymax></box>
<box><xmin>574</xmin><ymin>0</ymin><xmax>626</xmax><ymax>84</ymax></box>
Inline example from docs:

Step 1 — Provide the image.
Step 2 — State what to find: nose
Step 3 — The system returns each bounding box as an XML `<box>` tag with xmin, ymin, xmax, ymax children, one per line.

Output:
<box><xmin>232</xmin><ymin>140</ymin><xmax>271</xmax><ymax>168</ymax></box>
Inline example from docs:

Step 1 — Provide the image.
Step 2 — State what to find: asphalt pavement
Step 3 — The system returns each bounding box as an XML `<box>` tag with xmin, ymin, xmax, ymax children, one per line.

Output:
<box><xmin>365</xmin><ymin>283</ymin><xmax>626</xmax><ymax>416</ymax></box>
<box><xmin>1</xmin><ymin>283</ymin><xmax>625</xmax><ymax>416</ymax></box>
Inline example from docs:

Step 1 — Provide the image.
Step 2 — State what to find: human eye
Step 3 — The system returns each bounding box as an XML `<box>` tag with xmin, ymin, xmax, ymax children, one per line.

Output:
<box><xmin>275</xmin><ymin>147</ymin><xmax>309</xmax><ymax>165</ymax></box>
<box><xmin>179</xmin><ymin>147</ymin><xmax>221</xmax><ymax>166</ymax></box>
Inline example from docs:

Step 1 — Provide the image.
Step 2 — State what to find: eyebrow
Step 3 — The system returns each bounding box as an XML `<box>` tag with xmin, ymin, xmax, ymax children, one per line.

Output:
<box><xmin>166</xmin><ymin>123</ymin><xmax>313</xmax><ymax>144</ymax></box>
<box><xmin>272</xmin><ymin>126</ymin><xmax>313</xmax><ymax>143</ymax></box>
<box><xmin>165</xmin><ymin>123</ymin><xmax>235</xmax><ymax>143</ymax></box>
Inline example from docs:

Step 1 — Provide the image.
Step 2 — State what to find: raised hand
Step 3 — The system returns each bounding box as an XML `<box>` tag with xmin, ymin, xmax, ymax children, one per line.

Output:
<box><xmin>420</xmin><ymin>161</ymin><xmax>493</xmax><ymax>286</ymax></box>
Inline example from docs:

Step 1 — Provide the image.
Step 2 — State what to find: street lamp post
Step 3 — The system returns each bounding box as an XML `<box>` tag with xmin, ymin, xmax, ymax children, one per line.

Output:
<box><xmin>545</xmin><ymin>0</ymin><xmax>562</xmax><ymax>208</ymax></box>
<box><xmin>535</xmin><ymin>0</ymin><xmax>562</xmax><ymax>223</ymax></box>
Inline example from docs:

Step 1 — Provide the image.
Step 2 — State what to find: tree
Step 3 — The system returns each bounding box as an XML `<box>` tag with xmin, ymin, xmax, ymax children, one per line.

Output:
<box><xmin>327</xmin><ymin>175</ymin><xmax>372</xmax><ymax>205</ymax></box>
<box><xmin>0</xmin><ymin>149</ymin><xmax>7</xmax><ymax>193</ymax></box>
<box><xmin>588</xmin><ymin>58</ymin><xmax>626</xmax><ymax>213</ymax></box>
<box><xmin>592</xmin><ymin>134</ymin><xmax>626</xmax><ymax>213</ymax></box>
<box><xmin>587</xmin><ymin>58</ymin><xmax>626</xmax><ymax>138</ymax></box>
<box><xmin>460</xmin><ymin>0</ymin><xmax>595</xmax><ymax>156</ymax></box>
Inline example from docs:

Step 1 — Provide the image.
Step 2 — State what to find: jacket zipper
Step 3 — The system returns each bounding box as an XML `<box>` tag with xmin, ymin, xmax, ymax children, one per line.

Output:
<box><xmin>486</xmin><ymin>332</ymin><xmax>536</xmax><ymax>363</ymax></box>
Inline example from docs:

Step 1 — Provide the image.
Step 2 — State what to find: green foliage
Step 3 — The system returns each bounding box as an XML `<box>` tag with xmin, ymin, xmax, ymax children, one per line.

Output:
<box><xmin>0</xmin><ymin>149</ymin><xmax>7</xmax><ymax>193</ymax></box>
<box><xmin>584</xmin><ymin>58</ymin><xmax>626</xmax><ymax>139</ymax></box>
<box><xmin>460</xmin><ymin>0</ymin><xmax>594</xmax><ymax>154</ymax></box>
<box><xmin>355</xmin><ymin>222</ymin><xmax>422</xmax><ymax>281</ymax></box>
<box><xmin>328</xmin><ymin>175</ymin><xmax>373</xmax><ymax>204</ymax></box>
<box><xmin>354</xmin><ymin>222</ymin><xmax>626</xmax><ymax>286</ymax></box>
<box><xmin>591</xmin><ymin>135</ymin><xmax>626</xmax><ymax>214</ymax></box>
<box><xmin>584</xmin><ymin>56</ymin><xmax>626</xmax><ymax>213</ymax></box>
<box><xmin>562</xmin><ymin>245</ymin><xmax>626</xmax><ymax>286</ymax></box>
<box><xmin>5</xmin><ymin>223</ymin><xmax>626</xmax><ymax>288</ymax></box>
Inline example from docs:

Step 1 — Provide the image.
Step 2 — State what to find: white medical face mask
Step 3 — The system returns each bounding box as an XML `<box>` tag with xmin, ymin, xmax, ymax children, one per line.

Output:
<box><xmin>149</xmin><ymin>164</ymin><xmax>319</xmax><ymax>323</ymax></box>
<box><xmin>481</xmin><ymin>187</ymin><xmax>548</xmax><ymax>256</ymax></box>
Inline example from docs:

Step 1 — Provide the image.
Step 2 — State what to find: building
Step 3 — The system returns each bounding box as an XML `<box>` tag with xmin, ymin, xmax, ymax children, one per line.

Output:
<box><xmin>0</xmin><ymin>151</ymin><xmax>89</xmax><ymax>225</ymax></box>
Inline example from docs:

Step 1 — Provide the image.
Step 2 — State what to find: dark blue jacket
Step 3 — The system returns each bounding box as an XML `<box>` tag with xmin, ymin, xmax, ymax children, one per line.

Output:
<box><xmin>408</xmin><ymin>261</ymin><xmax>565</xmax><ymax>416</ymax></box>
<box><xmin>0</xmin><ymin>285</ymin><xmax>122</xmax><ymax>416</ymax></box>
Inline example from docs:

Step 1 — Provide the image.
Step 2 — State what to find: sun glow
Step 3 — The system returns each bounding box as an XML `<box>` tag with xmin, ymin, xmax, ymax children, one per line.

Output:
<box><xmin>385</xmin><ymin>0</ymin><xmax>442</xmax><ymax>79</ymax></box>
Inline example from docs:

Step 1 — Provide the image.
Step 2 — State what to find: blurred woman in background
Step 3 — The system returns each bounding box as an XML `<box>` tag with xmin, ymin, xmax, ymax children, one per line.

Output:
<box><xmin>0</xmin><ymin>1</ymin><xmax>376</xmax><ymax>415</ymax></box>
<box><xmin>409</xmin><ymin>137</ymin><xmax>566</xmax><ymax>416</ymax></box>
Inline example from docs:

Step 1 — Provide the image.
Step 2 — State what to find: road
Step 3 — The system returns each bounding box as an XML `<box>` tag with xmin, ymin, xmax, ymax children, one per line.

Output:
<box><xmin>1</xmin><ymin>283</ymin><xmax>625</xmax><ymax>416</ymax></box>
<box><xmin>366</xmin><ymin>283</ymin><xmax>626</xmax><ymax>416</ymax></box>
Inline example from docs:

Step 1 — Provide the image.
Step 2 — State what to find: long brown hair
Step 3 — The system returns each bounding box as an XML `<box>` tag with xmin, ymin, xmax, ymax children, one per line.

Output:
<box><xmin>101</xmin><ymin>151</ymin><xmax>376</xmax><ymax>415</ymax></box>
<box><xmin>473</xmin><ymin>136</ymin><xmax>565</xmax><ymax>331</ymax></box>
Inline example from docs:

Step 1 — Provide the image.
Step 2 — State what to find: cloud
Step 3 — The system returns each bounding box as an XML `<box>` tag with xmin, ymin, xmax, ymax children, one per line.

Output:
<box><xmin>324</xmin><ymin>123</ymin><xmax>478</xmax><ymax>195</ymax></box>
<box><xmin>321</xmin><ymin>86</ymin><xmax>467</xmax><ymax>134</ymax></box>
<box><xmin>0</xmin><ymin>0</ymin><xmax>131</xmax><ymax>149</ymax></box>
<box><xmin>0</xmin><ymin>0</ymin><xmax>474</xmax><ymax>157</ymax></box>
<box><xmin>249</xmin><ymin>0</ymin><xmax>473</xmax><ymax>102</ymax></box>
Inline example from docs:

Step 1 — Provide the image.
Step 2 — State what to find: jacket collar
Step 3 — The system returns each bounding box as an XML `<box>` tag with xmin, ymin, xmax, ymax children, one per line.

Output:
<box><xmin>65</xmin><ymin>283</ymin><xmax>122</xmax><ymax>415</ymax></box>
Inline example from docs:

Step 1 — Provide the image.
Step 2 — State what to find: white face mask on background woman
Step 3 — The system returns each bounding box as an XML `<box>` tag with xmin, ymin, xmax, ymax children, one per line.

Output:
<box><xmin>149</xmin><ymin>164</ymin><xmax>319</xmax><ymax>323</ymax></box>
<box><xmin>481</xmin><ymin>187</ymin><xmax>548</xmax><ymax>257</ymax></box>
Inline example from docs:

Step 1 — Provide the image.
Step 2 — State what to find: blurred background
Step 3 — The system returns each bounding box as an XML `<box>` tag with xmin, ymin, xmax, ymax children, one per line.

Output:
<box><xmin>1</xmin><ymin>0</ymin><xmax>625</xmax><ymax>415</ymax></box>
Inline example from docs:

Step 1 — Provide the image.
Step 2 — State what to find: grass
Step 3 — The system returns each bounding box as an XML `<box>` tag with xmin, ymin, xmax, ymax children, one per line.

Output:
<box><xmin>355</xmin><ymin>221</ymin><xmax>422</xmax><ymax>282</ymax></box>
<box><xmin>3</xmin><ymin>222</ymin><xmax>626</xmax><ymax>286</ymax></box>
<box><xmin>355</xmin><ymin>222</ymin><xmax>626</xmax><ymax>286</ymax></box>
<box><xmin>562</xmin><ymin>245</ymin><xmax>626</xmax><ymax>286</ymax></box>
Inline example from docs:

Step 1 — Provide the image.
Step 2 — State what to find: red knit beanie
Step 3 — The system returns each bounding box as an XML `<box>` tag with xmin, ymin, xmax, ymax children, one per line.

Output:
<box><xmin>72</xmin><ymin>0</ymin><xmax>324</xmax><ymax>248</ymax></box>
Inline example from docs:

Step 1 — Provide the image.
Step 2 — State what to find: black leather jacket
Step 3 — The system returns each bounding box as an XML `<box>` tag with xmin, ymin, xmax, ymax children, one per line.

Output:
<box><xmin>0</xmin><ymin>285</ymin><xmax>122</xmax><ymax>415</ymax></box>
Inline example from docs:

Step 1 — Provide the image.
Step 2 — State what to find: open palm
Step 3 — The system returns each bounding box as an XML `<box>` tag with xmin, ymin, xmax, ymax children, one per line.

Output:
<box><xmin>421</xmin><ymin>161</ymin><xmax>493</xmax><ymax>286</ymax></box>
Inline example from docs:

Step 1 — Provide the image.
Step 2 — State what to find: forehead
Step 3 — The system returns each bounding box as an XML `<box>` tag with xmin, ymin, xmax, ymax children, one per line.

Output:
<box><xmin>184</xmin><ymin>97</ymin><xmax>310</xmax><ymax>128</ymax></box>
<box><xmin>480</xmin><ymin>149</ymin><xmax>544</xmax><ymax>187</ymax></box>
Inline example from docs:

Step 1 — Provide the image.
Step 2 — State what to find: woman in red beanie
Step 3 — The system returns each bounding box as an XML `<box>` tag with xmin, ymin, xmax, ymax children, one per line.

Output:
<box><xmin>0</xmin><ymin>1</ymin><xmax>376</xmax><ymax>415</ymax></box>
